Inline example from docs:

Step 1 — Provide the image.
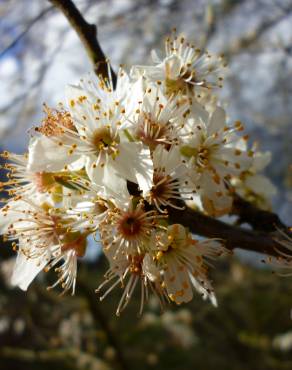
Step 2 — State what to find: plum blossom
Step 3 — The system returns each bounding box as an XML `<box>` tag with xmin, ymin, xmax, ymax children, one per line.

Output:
<box><xmin>132</xmin><ymin>31</ymin><xmax>226</xmax><ymax>98</ymax></box>
<box><xmin>0</xmin><ymin>31</ymin><xmax>277</xmax><ymax>315</ymax></box>
<box><xmin>180</xmin><ymin>106</ymin><xmax>252</xmax><ymax>215</ymax></box>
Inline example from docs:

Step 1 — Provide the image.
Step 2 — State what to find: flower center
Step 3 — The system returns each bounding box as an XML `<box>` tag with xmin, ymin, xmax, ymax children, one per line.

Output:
<box><xmin>61</xmin><ymin>232</ymin><xmax>87</xmax><ymax>257</ymax></box>
<box><xmin>165</xmin><ymin>75</ymin><xmax>192</xmax><ymax>96</ymax></box>
<box><xmin>150</xmin><ymin>172</ymin><xmax>171</xmax><ymax>201</ymax></box>
<box><xmin>118</xmin><ymin>212</ymin><xmax>142</xmax><ymax>239</ymax></box>
<box><xmin>136</xmin><ymin>114</ymin><xmax>170</xmax><ymax>149</ymax></box>
<box><xmin>180</xmin><ymin>145</ymin><xmax>211</xmax><ymax>168</ymax></box>
<box><xmin>92</xmin><ymin>127</ymin><xmax>114</xmax><ymax>150</ymax></box>
<box><xmin>197</xmin><ymin>146</ymin><xmax>211</xmax><ymax>167</ymax></box>
<box><xmin>155</xmin><ymin>225</ymin><xmax>190</xmax><ymax>260</ymax></box>
<box><xmin>33</xmin><ymin>172</ymin><xmax>55</xmax><ymax>193</ymax></box>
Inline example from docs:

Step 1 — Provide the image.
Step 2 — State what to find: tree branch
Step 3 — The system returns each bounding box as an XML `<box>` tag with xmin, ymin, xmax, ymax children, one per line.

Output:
<box><xmin>232</xmin><ymin>194</ymin><xmax>287</xmax><ymax>232</ymax></box>
<box><xmin>48</xmin><ymin>0</ymin><xmax>116</xmax><ymax>83</ymax></box>
<box><xmin>169</xmin><ymin>206</ymin><xmax>285</xmax><ymax>257</ymax></box>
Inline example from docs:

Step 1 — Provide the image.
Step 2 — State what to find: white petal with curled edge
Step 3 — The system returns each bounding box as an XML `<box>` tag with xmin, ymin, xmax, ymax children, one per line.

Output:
<box><xmin>103</xmin><ymin>164</ymin><xmax>130</xmax><ymax>209</ymax></box>
<box><xmin>245</xmin><ymin>174</ymin><xmax>277</xmax><ymax>197</ymax></box>
<box><xmin>113</xmin><ymin>142</ymin><xmax>153</xmax><ymax>194</ymax></box>
<box><xmin>151</xmin><ymin>49</ymin><xmax>162</xmax><ymax>64</ymax></box>
<box><xmin>11</xmin><ymin>251</ymin><xmax>49</xmax><ymax>291</ymax></box>
<box><xmin>164</xmin><ymin>54</ymin><xmax>181</xmax><ymax>79</ymax></box>
<box><xmin>85</xmin><ymin>155</ymin><xmax>105</xmax><ymax>185</ymax></box>
<box><xmin>253</xmin><ymin>151</ymin><xmax>271</xmax><ymax>172</ymax></box>
<box><xmin>143</xmin><ymin>254</ymin><xmax>160</xmax><ymax>282</ymax></box>
<box><xmin>189</xmin><ymin>274</ymin><xmax>218</xmax><ymax>307</ymax></box>
<box><xmin>28</xmin><ymin>136</ymin><xmax>78</xmax><ymax>172</ymax></box>
<box><xmin>164</xmin><ymin>258</ymin><xmax>193</xmax><ymax>304</ymax></box>
<box><xmin>0</xmin><ymin>200</ymin><xmax>32</xmax><ymax>234</ymax></box>
<box><xmin>207</xmin><ymin>106</ymin><xmax>226</xmax><ymax>136</ymax></box>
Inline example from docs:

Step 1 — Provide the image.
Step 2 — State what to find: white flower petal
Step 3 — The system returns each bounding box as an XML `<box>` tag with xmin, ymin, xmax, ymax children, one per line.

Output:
<box><xmin>151</xmin><ymin>49</ymin><xmax>162</xmax><ymax>64</ymax></box>
<box><xmin>245</xmin><ymin>174</ymin><xmax>277</xmax><ymax>197</ymax></box>
<box><xmin>113</xmin><ymin>142</ymin><xmax>153</xmax><ymax>194</ymax></box>
<box><xmin>28</xmin><ymin>136</ymin><xmax>78</xmax><ymax>172</ymax></box>
<box><xmin>11</xmin><ymin>251</ymin><xmax>49</xmax><ymax>291</ymax></box>
<box><xmin>253</xmin><ymin>151</ymin><xmax>271</xmax><ymax>172</ymax></box>
<box><xmin>164</xmin><ymin>55</ymin><xmax>182</xmax><ymax>80</ymax></box>
<box><xmin>208</xmin><ymin>106</ymin><xmax>226</xmax><ymax>136</ymax></box>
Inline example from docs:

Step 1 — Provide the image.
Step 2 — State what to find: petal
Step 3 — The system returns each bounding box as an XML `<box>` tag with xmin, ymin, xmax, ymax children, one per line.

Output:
<box><xmin>164</xmin><ymin>258</ymin><xmax>193</xmax><ymax>304</ymax></box>
<box><xmin>208</xmin><ymin>107</ymin><xmax>226</xmax><ymax>136</ymax></box>
<box><xmin>103</xmin><ymin>165</ymin><xmax>130</xmax><ymax>209</ymax></box>
<box><xmin>85</xmin><ymin>156</ymin><xmax>105</xmax><ymax>185</ymax></box>
<box><xmin>164</xmin><ymin>55</ymin><xmax>182</xmax><ymax>80</ymax></box>
<box><xmin>28</xmin><ymin>136</ymin><xmax>78</xmax><ymax>172</ymax></box>
<box><xmin>189</xmin><ymin>99</ymin><xmax>209</xmax><ymax>124</ymax></box>
<box><xmin>151</xmin><ymin>49</ymin><xmax>162</xmax><ymax>64</ymax></box>
<box><xmin>245</xmin><ymin>174</ymin><xmax>277</xmax><ymax>197</ymax></box>
<box><xmin>116</xmin><ymin>67</ymin><xmax>131</xmax><ymax>102</ymax></box>
<box><xmin>253</xmin><ymin>151</ymin><xmax>271</xmax><ymax>172</ymax></box>
<box><xmin>0</xmin><ymin>200</ymin><xmax>31</xmax><ymax>234</ymax></box>
<box><xmin>189</xmin><ymin>274</ymin><xmax>217</xmax><ymax>306</ymax></box>
<box><xmin>11</xmin><ymin>251</ymin><xmax>49</xmax><ymax>291</ymax></box>
<box><xmin>113</xmin><ymin>142</ymin><xmax>153</xmax><ymax>194</ymax></box>
<box><xmin>131</xmin><ymin>64</ymin><xmax>165</xmax><ymax>81</ymax></box>
<box><xmin>143</xmin><ymin>254</ymin><xmax>160</xmax><ymax>282</ymax></box>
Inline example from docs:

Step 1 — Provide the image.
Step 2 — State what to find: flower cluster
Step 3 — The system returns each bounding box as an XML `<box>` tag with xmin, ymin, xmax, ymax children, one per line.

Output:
<box><xmin>0</xmin><ymin>32</ymin><xmax>276</xmax><ymax>314</ymax></box>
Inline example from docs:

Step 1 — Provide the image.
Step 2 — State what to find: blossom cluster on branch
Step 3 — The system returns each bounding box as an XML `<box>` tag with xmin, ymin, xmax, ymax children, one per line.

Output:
<box><xmin>0</xmin><ymin>31</ymin><xmax>279</xmax><ymax>315</ymax></box>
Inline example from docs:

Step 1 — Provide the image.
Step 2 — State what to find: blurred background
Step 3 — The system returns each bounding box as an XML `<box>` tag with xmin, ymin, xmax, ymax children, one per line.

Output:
<box><xmin>0</xmin><ymin>0</ymin><xmax>292</xmax><ymax>369</ymax></box>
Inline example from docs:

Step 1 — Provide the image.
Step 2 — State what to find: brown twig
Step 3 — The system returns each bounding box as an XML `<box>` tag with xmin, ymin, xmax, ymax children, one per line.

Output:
<box><xmin>232</xmin><ymin>194</ymin><xmax>287</xmax><ymax>232</ymax></box>
<box><xmin>48</xmin><ymin>0</ymin><xmax>116</xmax><ymax>84</ymax></box>
<box><xmin>169</xmin><ymin>206</ymin><xmax>285</xmax><ymax>257</ymax></box>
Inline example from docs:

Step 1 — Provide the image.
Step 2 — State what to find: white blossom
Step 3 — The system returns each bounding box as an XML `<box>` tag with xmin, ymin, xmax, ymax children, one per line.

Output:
<box><xmin>152</xmin><ymin>224</ymin><xmax>223</xmax><ymax>305</ymax></box>
<box><xmin>0</xmin><ymin>30</ymin><xmax>278</xmax><ymax>314</ymax></box>
<box><xmin>232</xmin><ymin>149</ymin><xmax>277</xmax><ymax>209</ymax></box>
<box><xmin>1</xmin><ymin>200</ymin><xmax>89</xmax><ymax>294</ymax></box>
<box><xmin>132</xmin><ymin>32</ymin><xmax>226</xmax><ymax>98</ymax></box>
<box><xmin>180</xmin><ymin>106</ymin><xmax>252</xmax><ymax>215</ymax></box>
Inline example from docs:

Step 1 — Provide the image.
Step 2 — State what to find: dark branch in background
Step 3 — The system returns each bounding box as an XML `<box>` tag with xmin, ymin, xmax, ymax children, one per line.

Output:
<box><xmin>202</xmin><ymin>2</ymin><xmax>292</xmax><ymax>57</ymax></box>
<box><xmin>222</xmin><ymin>3</ymin><xmax>292</xmax><ymax>59</ymax></box>
<box><xmin>49</xmin><ymin>0</ymin><xmax>291</xmax><ymax>258</ymax></box>
<box><xmin>0</xmin><ymin>26</ymin><xmax>69</xmax><ymax>141</ymax></box>
<box><xmin>0</xmin><ymin>6</ymin><xmax>54</xmax><ymax>59</ymax></box>
<box><xmin>49</xmin><ymin>0</ymin><xmax>116</xmax><ymax>84</ymax></box>
<box><xmin>78</xmin><ymin>277</ymin><xmax>130</xmax><ymax>370</ymax></box>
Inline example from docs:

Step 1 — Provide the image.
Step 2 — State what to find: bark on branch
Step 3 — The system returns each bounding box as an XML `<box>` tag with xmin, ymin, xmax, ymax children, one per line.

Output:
<box><xmin>50</xmin><ymin>0</ymin><xmax>291</xmax><ymax>258</ymax></box>
<box><xmin>169</xmin><ymin>206</ymin><xmax>285</xmax><ymax>257</ymax></box>
<box><xmin>49</xmin><ymin>0</ymin><xmax>116</xmax><ymax>83</ymax></box>
<box><xmin>232</xmin><ymin>194</ymin><xmax>287</xmax><ymax>232</ymax></box>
